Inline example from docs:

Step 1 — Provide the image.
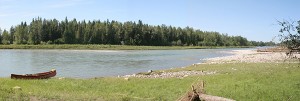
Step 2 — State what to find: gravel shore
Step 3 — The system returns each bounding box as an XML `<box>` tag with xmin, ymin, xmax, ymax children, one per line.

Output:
<box><xmin>122</xmin><ymin>71</ymin><xmax>216</xmax><ymax>79</ymax></box>
<box><xmin>204</xmin><ymin>49</ymin><xmax>300</xmax><ymax>64</ymax></box>
<box><xmin>122</xmin><ymin>49</ymin><xmax>299</xmax><ymax>78</ymax></box>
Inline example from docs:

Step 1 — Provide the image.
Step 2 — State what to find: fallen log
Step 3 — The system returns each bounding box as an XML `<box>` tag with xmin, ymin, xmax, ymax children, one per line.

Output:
<box><xmin>178</xmin><ymin>81</ymin><xmax>235</xmax><ymax>101</ymax></box>
<box><xmin>178</xmin><ymin>85</ymin><xmax>200</xmax><ymax>101</ymax></box>
<box><xmin>199</xmin><ymin>94</ymin><xmax>235</xmax><ymax>101</ymax></box>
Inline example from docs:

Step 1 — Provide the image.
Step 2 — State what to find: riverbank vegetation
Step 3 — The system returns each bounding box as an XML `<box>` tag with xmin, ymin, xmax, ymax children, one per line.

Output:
<box><xmin>0</xmin><ymin>17</ymin><xmax>275</xmax><ymax>46</ymax></box>
<box><xmin>0</xmin><ymin>44</ymin><xmax>253</xmax><ymax>50</ymax></box>
<box><xmin>277</xmin><ymin>20</ymin><xmax>300</xmax><ymax>60</ymax></box>
<box><xmin>1</xmin><ymin>63</ymin><xmax>299</xmax><ymax>100</ymax></box>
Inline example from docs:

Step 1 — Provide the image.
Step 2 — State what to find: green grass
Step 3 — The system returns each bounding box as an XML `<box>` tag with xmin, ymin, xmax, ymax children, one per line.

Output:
<box><xmin>0</xmin><ymin>44</ymin><xmax>253</xmax><ymax>50</ymax></box>
<box><xmin>1</xmin><ymin>63</ymin><xmax>299</xmax><ymax>100</ymax></box>
<box><xmin>0</xmin><ymin>77</ymin><xmax>196</xmax><ymax>101</ymax></box>
<box><xmin>169</xmin><ymin>63</ymin><xmax>300</xmax><ymax>101</ymax></box>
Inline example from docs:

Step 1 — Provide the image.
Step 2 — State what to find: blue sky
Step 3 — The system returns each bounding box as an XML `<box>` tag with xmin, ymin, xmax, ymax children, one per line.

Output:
<box><xmin>0</xmin><ymin>0</ymin><xmax>299</xmax><ymax>42</ymax></box>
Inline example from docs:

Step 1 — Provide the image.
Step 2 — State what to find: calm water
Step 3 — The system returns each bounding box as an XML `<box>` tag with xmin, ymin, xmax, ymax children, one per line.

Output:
<box><xmin>0</xmin><ymin>49</ymin><xmax>240</xmax><ymax>78</ymax></box>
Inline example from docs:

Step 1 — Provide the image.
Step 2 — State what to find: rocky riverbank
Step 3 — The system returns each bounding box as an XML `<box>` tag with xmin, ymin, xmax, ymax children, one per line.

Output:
<box><xmin>121</xmin><ymin>49</ymin><xmax>300</xmax><ymax>79</ymax></box>
<box><xmin>204</xmin><ymin>49</ymin><xmax>300</xmax><ymax>64</ymax></box>
<box><xmin>121</xmin><ymin>70</ymin><xmax>216</xmax><ymax>79</ymax></box>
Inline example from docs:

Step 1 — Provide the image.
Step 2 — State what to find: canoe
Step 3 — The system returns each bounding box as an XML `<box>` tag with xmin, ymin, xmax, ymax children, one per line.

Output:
<box><xmin>11</xmin><ymin>69</ymin><xmax>56</xmax><ymax>79</ymax></box>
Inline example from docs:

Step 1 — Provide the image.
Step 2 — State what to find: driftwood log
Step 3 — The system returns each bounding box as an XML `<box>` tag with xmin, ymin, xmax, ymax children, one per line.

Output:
<box><xmin>178</xmin><ymin>85</ymin><xmax>200</xmax><ymax>101</ymax></box>
<box><xmin>178</xmin><ymin>81</ymin><xmax>235</xmax><ymax>101</ymax></box>
<box><xmin>199</xmin><ymin>94</ymin><xmax>235</xmax><ymax>101</ymax></box>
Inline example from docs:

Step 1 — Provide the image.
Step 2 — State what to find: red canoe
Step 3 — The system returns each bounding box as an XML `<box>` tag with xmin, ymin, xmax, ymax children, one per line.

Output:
<box><xmin>11</xmin><ymin>69</ymin><xmax>57</xmax><ymax>79</ymax></box>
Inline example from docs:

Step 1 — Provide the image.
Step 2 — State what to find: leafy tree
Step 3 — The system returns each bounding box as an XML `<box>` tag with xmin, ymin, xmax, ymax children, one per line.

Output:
<box><xmin>9</xmin><ymin>26</ymin><xmax>15</xmax><ymax>44</ymax></box>
<box><xmin>0</xmin><ymin>28</ymin><xmax>2</xmax><ymax>44</ymax></box>
<box><xmin>14</xmin><ymin>22</ymin><xmax>28</xmax><ymax>44</ymax></box>
<box><xmin>278</xmin><ymin>20</ymin><xmax>300</xmax><ymax>50</ymax></box>
<box><xmin>28</xmin><ymin>18</ymin><xmax>42</xmax><ymax>44</ymax></box>
<box><xmin>278</xmin><ymin>20</ymin><xmax>300</xmax><ymax>59</ymax></box>
<box><xmin>1</xmin><ymin>29</ymin><xmax>10</xmax><ymax>44</ymax></box>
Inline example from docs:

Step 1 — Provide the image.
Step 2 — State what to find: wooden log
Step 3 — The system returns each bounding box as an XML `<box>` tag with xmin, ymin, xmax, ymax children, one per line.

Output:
<box><xmin>199</xmin><ymin>94</ymin><xmax>235</xmax><ymax>101</ymax></box>
<box><xmin>178</xmin><ymin>81</ymin><xmax>235</xmax><ymax>101</ymax></box>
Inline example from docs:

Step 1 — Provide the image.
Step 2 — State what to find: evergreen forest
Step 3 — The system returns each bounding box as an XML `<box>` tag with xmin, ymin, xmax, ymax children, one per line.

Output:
<box><xmin>0</xmin><ymin>17</ymin><xmax>274</xmax><ymax>46</ymax></box>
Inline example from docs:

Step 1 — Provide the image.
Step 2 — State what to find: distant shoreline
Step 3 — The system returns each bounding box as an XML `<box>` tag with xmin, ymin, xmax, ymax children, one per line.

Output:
<box><xmin>0</xmin><ymin>44</ymin><xmax>254</xmax><ymax>50</ymax></box>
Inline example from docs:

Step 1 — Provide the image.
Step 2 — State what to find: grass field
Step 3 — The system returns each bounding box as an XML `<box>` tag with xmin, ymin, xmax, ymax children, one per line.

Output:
<box><xmin>0</xmin><ymin>77</ymin><xmax>195</xmax><ymax>101</ymax></box>
<box><xmin>0</xmin><ymin>44</ymin><xmax>253</xmax><ymax>50</ymax></box>
<box><xmin>171</xmin><ymin>63</ymin><xmax>300</xmax><ymax>101</ymax></box>
<box><xmin>1</xmin><ymin>63</ymin><xmax>299</xmax><ymax>101</ymax></box>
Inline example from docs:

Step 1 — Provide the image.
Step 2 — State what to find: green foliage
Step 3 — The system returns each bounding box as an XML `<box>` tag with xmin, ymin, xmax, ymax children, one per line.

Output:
<box><xmin>0</xmin><ymin>77</ymin><xmax>194</xmax><ymax>100</ymax></box>
<box><xmin>278</xmin><ymin>20</ymin><xmax>300</xmax><ymax>60</ymax></box>
<box><xmin>278</xmin><ymin>20</ymin><xmax>300</xmax><ymax>50</ymax></box>
<box><xmin>1</xmin><ymin>17</ymin><xmax>271</xmax><ymax>46</ymax></box>
<box><xmin>249</xmin><ymin>41</ymin><xmax>276</xmax><ymax>46</ymax></box>
<box><xmin>0</xmin><ymin>28</ymin><xmax>2</xmax><ymax>44</ymax></box>
<box><xmin>168</xmin><ymin>63</ymin><xmax>300</xmax><ymax>101</ymax></box>
<box><xmin>0</xmin><ymin>44</ymin><xmax>252</xmax><ymax>50</ymax></box>
<box><xmin>1</xmin><ymin>30</ymin><xmax>10</xmax><ymax>44</ymax></box>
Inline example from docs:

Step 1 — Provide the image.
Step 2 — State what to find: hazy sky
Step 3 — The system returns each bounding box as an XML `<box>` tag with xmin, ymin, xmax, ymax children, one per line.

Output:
<box><xmin>0</xmin><ymin>0</ymin><xmax>299</xmax><ymax>42</ymax></box>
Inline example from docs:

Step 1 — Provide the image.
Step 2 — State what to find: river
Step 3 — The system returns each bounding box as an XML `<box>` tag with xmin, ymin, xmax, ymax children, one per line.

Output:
<box><xmin>0</xmin><ymin>49</ymin><xmax>242</xmax><ymax>78</ymax></box>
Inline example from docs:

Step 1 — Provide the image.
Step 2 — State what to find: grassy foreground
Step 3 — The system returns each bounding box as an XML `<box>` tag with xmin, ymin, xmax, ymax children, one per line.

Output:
<box><xmin>0</xmin><ymin>44</ymin><xmax>252</xmax><ymax>50</ymax></box>
<box><xmin>1</xmin><ymin>63</ymin><xmax>299</xmax><ymax>100</ymax></box>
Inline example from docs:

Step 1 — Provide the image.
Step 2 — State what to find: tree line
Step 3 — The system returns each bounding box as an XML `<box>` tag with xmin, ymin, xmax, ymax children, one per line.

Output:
<box><xmin>0</xmin><ymin>17</ymin><xmax>275</xmax><ymax>46</ymax></box>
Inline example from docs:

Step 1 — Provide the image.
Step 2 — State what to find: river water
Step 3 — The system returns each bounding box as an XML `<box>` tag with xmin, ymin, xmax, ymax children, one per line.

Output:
<box><xmin>0</xmin><ymin>49</ymin><xmax>241</xmax><ymax>78</ymax></box>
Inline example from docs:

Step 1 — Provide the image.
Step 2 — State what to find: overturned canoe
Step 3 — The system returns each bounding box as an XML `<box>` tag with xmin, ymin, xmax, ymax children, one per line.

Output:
<box><xmin>11</xmin><ymin>69</ymin><xmax>56</xmax><ymax>79</ymax></box>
